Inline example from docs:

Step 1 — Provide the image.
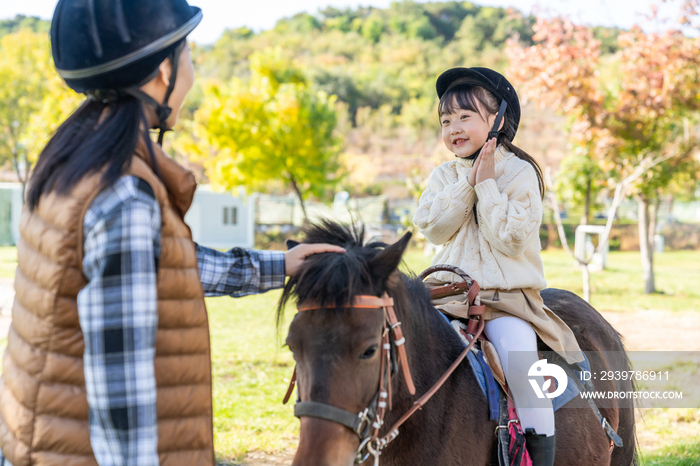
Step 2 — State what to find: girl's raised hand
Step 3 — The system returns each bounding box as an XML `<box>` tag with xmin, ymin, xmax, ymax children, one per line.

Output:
<box><xmin>467</xmin><ymin>151</ymin><xmax>481</xmax><ymax>187</ymax></box>
<box><xmin>475</xmin><ymin>137</ymin><xmax>496</xmax><ymax>185</ymax></box>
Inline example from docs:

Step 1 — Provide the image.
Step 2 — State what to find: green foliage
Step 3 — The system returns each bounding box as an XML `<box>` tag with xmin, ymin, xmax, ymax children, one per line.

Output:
<box><xmin>592</xmin><ymin>26</ymin><xmax>622</xmax><ymax>54</ymax></box>
<box><xmin>0</xmin><ymin>30</ymin><xmax>51</xmax><ymax>184</ymax></box>
<box><xmin>196</xmin><ymin>1</ymin><xmax>552</xmax><ymax>135</ymax></box>
<box><xmin>361</xmin><ymin>14</ymin><xmax>385</xmax><ymax>42</ymax></box>
<box><xmin>0</xmin><ymin>15</ymin><xmax>49</xmax><ymax>38</ymax></box>
<box><xmin>274</xmin><ymin>13</ymin><xmax>322</xmax><ymax>34</ymax></box>
<box><xmin>194</xmin><ymin>49</ymin><xmax>342</xmax><ymax>208</ymax></box>
<box><xmin>455</xmin><ymin>7</ymin><xmax>534</xmax><ymax>52</ymax></box>
<box><xmin>0</xmin><ymin>2</ymin><xmax>622</xmax><ymax>205</ymax></box>
<box><xmin>554</xmin><ymin>151</ymin><xmax>607</xmax><ymax>218</ymax></box>
<box><xmin>0</xmin><ymin>28</ymin><xmax>83</xmax><ymax>189</ymax></box>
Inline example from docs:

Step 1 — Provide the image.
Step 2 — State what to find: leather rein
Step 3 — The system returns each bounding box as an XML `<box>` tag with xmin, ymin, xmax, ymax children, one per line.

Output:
<box><xmin>282</xmin><ymin>265</ymin><xmax>485</xmax><ymax>464</ymax></box>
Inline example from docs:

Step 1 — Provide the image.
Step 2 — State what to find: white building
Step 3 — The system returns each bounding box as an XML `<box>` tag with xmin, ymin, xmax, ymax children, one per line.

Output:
<box><xmin>185</xmin><ymin>186</ymin><xmax>254</xmax><ymax>249</ymax></box>
<box><xmin>0</xmin><ymin>183</ymin><xmax>22</xmax><ymax>246</ymax></box>
<box><xmin>0</xmin><ymin>183</ymin><xmax>254</xmax><ymax>250</ymax></box>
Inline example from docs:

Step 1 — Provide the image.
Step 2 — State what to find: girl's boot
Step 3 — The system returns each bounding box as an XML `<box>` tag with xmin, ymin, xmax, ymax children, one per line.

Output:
<box><xmin>524</xmin><ymin>429</ymin><xmax>555</xmax><ymax>466</ymax></box>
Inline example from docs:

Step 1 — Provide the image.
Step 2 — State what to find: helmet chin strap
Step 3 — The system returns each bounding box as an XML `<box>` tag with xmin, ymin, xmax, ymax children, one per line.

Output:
<box><xmin>125</xmin><ymin>40</ymin><xmax>184</xmax><ymax>145</ymax></box>
<box><xmin>460</xmin><ymin>99</ymin><xmax>508</xmax><ymax>160</ymax></box>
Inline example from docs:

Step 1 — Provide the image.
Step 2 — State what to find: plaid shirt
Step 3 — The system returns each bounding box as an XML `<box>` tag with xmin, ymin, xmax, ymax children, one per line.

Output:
<box><xmin>75</xmin><ymin>176</ymin><xmax>285</xmax><ymax>466</ymax></box>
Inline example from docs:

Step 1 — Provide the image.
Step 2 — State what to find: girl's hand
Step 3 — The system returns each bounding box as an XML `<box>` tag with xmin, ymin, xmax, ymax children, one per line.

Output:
<box><xmin>475</xmin><ymin>137</ymin><xmax>496</xmax><ymax>185</ymax></box>
<box><xmin>467</xmin><ymin>151</ymin><xmax>481</xmax><ymax>187</ymax></box>
<box><xmin>284</xmin><ymin>243</ymin><xmax>346</xmax><ymax>276</ymax></box>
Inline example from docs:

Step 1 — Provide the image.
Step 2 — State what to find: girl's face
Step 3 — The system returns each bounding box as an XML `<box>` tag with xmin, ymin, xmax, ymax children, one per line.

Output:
<box><xmin>441</xmin><ymin>96</ymin><xmax>498</xmax><ymax>158</ymax></box>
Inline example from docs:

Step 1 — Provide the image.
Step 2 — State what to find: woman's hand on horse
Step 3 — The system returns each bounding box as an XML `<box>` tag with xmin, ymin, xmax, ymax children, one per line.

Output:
<box><xmin>284</xmin><ymin>243</ymin><xmax>346</xmax><ymax>276</ymax></box>
<box><xmin>474</xmin><ymin>137</ymin><xmax>496</xmax><ymax>186</ymax></box>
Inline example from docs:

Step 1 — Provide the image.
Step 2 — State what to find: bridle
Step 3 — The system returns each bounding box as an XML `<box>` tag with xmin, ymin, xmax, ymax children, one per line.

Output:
<box><xmin>283</xmin><ymin>266</ymin><xmax>485</xmax><ymax>464</ymax></box>
<box><xmin>283</xmin><ymin>294</ymin><xmax>414</xmax><ymax>462</ymax></box>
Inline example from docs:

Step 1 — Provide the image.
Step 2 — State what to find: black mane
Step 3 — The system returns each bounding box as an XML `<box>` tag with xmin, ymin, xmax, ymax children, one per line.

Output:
<box><xmin>276</xmin><ymin>220</ymin><xmax>431</xmax><ymax>330</ymax></box>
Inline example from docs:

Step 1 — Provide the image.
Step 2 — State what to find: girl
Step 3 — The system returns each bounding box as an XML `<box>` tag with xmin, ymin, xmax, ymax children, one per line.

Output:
<box><xmin>0</xmin><ymin>1</ymin><xmax>342</xmax><ymax>465</ymax></box>
<box><xmin>413</xmin><ymin>67</ymin><xmax>584</xmax><ymax>466</ymax></box>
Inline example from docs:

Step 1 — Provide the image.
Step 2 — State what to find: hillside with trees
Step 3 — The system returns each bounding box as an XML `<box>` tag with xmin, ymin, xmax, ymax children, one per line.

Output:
<box><xmin>181</xmin><ymin>2</ymin><xmax>620</xmax><ymax>196</ymax></box>
<box><xmin>0</xmin><ymin>2</ymin><xmax>646</xmax><ymax>200</ymax></box>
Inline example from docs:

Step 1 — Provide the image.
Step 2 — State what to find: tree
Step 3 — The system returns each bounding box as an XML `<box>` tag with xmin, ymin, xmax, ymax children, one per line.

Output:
<box><xmin>0</xmin><ymin>15</ymin><xmax>50</xmax><ymax>38</ymax></box>
<box><xmin>0</xmin><ymin>30</ymin><xmax>51</xmax><ymax>195</ymax></box>
<box><xmin>601</xmin><ymin>26</ymin><xmax>700</xmax><ymax>293</ymax></box>
<box><xmin>192</xmin><ymin>49</ymin><xmax>342</xmax><ymax>219</ymax></box>
<box><xmin>0</xmin><ymin>29</ymin><xmax>83</xmax><ymax>198</ymax></box>
<box><xmin>22</xmin><ymin>63</ymin><xmax>84</xmax><ymax>165</ymax></box>
<box><xmin>554</xmin><ymin>150</ymin><xmax>607</xmax><ymax>225</ymax></box>
<box><xmin>507</xmin><ymin>18</ymin><xmax>700</xmax><ymax>297</ymax></box>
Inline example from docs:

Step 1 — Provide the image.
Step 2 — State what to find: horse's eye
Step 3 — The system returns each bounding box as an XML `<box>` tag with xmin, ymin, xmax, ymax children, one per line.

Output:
<box><xmin>360</xmin><ymin>345</ymin><xmax>378</xmax><ymax>360</ymax></box>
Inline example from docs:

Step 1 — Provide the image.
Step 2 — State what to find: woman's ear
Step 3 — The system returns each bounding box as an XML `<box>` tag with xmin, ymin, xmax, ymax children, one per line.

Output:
<box><xmin>140</xmin><ymin>56</ymin><xmax>173</xmax><ymax>99</ymax></box>
<box><xmin>157</xmin><ymin>57</ymin><xmax>174</xmax><ymax>88</ymax></box>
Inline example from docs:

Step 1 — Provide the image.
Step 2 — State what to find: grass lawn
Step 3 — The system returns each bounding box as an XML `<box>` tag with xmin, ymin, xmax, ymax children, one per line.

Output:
<box><xmin>0</xmin><ymin>247</ymin><xmax>698</xmax><ymax>463</ymax></box>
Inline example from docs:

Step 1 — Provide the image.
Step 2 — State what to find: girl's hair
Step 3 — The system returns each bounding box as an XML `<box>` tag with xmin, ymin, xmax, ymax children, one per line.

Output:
<box><xmin>27</xmin><ymin>95</ymin><xmax>145</xmax><ymax>210</ymax></box>
<box><xmin>438</xmin><ymin>84</ymin><xmax>545</xmax><ymax>199</ymax></box>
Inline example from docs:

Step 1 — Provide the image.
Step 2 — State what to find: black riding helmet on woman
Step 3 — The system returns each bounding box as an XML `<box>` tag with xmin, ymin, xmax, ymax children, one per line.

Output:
<box><xmin>0</xmin><ymin>2</ymin><xmax>343</xmax><ymax>466</ymax></box>
<box><xmin>28</xmin><ymin>0</ymin><xmax>201</xmax><ymax>208</ymax></box>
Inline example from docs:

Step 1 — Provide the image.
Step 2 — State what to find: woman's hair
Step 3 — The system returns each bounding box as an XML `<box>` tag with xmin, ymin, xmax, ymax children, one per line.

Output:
<box><xmin>438</xmin><ymin>84</ymin><xmax>545</xmax><ymax>199</ymax></box>
<box><xmin>27</xmin><ymin>95</ymin><xmax>145</xmax><ymax>210</ymax></box>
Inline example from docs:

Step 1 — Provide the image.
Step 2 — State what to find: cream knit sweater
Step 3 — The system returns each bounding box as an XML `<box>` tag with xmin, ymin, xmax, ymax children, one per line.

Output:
<box><xmin>413</xmin><ymin>145</ymin><xmax>546</xmax><ymax>290</ymax></box>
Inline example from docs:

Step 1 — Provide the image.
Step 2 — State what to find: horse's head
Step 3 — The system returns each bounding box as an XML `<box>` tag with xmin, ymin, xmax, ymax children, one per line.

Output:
<box><xmin>278</xmin><ymin>222</ymin><xmax>413</xmax><ymax>466</ymax></box>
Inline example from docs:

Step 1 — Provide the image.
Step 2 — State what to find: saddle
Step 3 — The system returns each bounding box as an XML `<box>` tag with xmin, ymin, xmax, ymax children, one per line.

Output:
<box><xmin>421</xmin><ymin>266</ymin><xmax>508</xmax><ymax>390</ymax></box>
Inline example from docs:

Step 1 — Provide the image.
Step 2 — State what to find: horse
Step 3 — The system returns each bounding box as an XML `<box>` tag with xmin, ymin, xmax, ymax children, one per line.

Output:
<box><xmin>278</xmin><ymin>221</ymin><xmax>637</xmax><ymax>466</ymax></box>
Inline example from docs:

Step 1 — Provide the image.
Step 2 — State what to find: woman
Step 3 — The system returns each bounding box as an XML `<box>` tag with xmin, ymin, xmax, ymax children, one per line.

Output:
<box><xmin>0</xmin><ymin>1</ymin><xmax>342</xmax><ymax>465</ymax></box>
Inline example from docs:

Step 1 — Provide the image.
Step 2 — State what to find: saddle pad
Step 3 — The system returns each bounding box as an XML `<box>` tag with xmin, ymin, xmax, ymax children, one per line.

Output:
<box><xmin>438</xmin><ymin>311</ymin><xmax>589</xmax><ymax>412</ymax></box>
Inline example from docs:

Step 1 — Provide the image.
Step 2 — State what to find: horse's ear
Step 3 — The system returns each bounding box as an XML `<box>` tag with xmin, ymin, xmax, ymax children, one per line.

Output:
<box><xmin>286</xmin><ymin>239</ymin><xmax>300</xmax><ymax>250</ymax></box>
<box><xmin>368</xmin><ymin>232</ymin><xmax>412</xmax><ymax>282</ymax></box>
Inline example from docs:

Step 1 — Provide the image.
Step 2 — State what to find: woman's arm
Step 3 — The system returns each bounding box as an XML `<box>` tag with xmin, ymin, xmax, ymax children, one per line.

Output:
<box><xmin>197</xmin><ymin>243</ymin><xmax>345</xmax><ymax>297</ymax></box>
<box><xmin>413</xmin><ymin>166</ymin><xmax>477</xmax><ymax>245</ymax></box>
<box><xmin>474</xmin><ymin>163</ymin><xmax>542</xmax><ymax>256</ymax></box>
<box><xmin>78</xmin><ymin>176</ymin><xmax>161</xmax><ymax>466</ymax></box>
<box><xmin>196</xmin><ymin>245</ymin><xmax>286</xmax><ymax>297</ymax></box>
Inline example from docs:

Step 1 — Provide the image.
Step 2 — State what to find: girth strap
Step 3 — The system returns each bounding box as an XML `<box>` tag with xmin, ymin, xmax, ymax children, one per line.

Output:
<box><xmin>294</xmin><ymin>401</ymin><xmax>367</xmax><ymax>437</ymax></box>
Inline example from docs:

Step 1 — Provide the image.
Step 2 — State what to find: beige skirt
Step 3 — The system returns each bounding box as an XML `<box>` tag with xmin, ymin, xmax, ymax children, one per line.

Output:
<box><xmin>426</xmin><ymin>278</ymin><xmax>584</xmax><ymax>365</ymax></box>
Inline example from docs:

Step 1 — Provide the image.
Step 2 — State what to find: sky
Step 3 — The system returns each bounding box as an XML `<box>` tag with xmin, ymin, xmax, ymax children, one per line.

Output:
<box><xmin>0</xmin><ymin>0</ymin><xmax>674</xmax><ymax>45</ymax></box>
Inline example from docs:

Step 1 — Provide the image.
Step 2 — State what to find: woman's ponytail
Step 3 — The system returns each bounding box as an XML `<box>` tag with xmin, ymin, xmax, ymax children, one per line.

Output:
<box><xmin>27</xmin><ymin>96</ymin><xmax>142</xmax><ymax>211</ymax></box>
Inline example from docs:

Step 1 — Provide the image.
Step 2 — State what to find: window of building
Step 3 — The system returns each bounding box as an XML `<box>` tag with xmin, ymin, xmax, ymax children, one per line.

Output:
<box><xmin>223</xmin><ymin>206</ymin><xmax>238</xmax><ymax>225</ymax></box>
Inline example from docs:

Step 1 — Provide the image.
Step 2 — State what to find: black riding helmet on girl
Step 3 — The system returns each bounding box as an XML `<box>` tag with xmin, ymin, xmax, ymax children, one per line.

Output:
<box><xmin>436</xmin><ymin>66</ymin><xmax>543</xmax><ymax>198</ymax></box>
<box><xmin>28</xmin><ymin>0</ymin><xmax>201</xmax><ymax>210</ymax></box>
<box><xmin>51</xmin><ymin>0</ymin><xmax>202</xmax><ymax>143</ymax></box>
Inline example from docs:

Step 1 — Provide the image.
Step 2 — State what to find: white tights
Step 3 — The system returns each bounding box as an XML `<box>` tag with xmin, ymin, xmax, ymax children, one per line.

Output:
<box><xmin>484</xmin><ymin>316</ymin><xmax>555</xmax><ymax>437</ymax></box>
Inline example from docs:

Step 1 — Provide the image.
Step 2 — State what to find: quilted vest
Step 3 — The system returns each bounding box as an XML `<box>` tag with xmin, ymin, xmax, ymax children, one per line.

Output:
<box><xmin>0</xmin><ymin>137</ymin><xmax>215</xmax><ymax>466</ymax></box>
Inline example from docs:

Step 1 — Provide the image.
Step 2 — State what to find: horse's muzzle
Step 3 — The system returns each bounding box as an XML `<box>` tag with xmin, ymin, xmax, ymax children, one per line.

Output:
<box><xmin>292</xmin><ymin>417</ymin><xmax>359</xmax><ymax>466</ymax></box>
